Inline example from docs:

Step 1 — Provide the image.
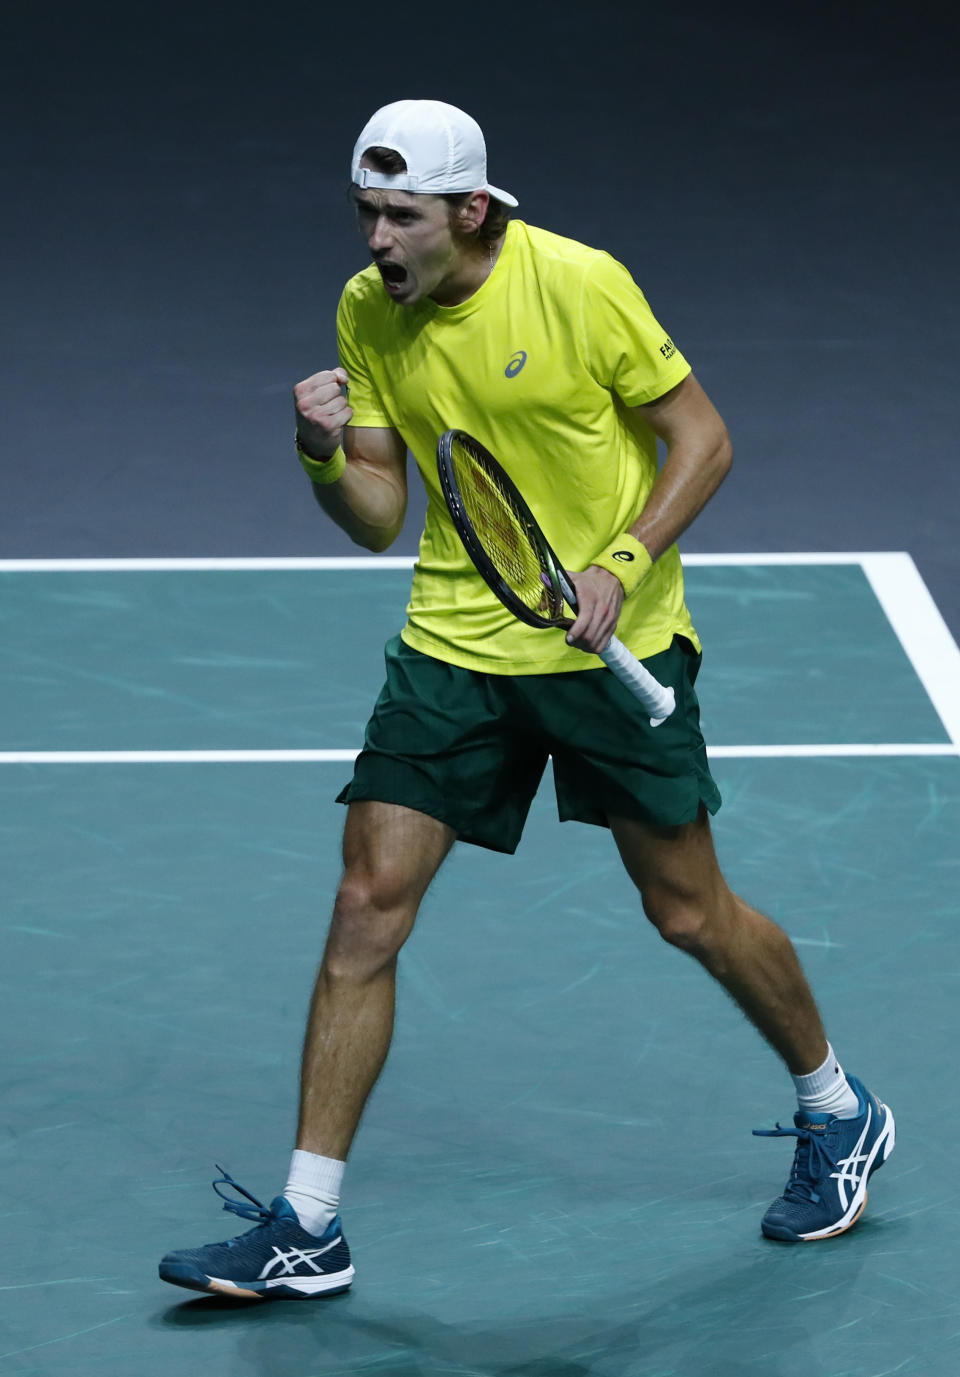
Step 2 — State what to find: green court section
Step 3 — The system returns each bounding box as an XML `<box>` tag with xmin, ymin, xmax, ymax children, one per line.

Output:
<box><xmin>0</xmin><ymin>563</ymin><xmax>950</xmax><ymax>750</ymax></box>
<box><xmin>687</xmin><ymin>563</ymin><xmax>950</xmax><ymax>744</ymax></box>
<box><xmin>0</xmin><ymin>568</ymin><xmax>413</xmax><ymax>752</ymax></box>
<box><xmin>3</xmin><ymin>756</ymin><xmax>959</xmax><ymax>1374</ymax></box>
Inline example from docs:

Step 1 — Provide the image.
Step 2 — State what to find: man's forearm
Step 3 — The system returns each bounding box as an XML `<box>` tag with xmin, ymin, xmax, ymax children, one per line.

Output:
<box><xmin>310</xmin><ymin>457</ymin><xmax>407</xmax><ymax>553</ymax></box>
<box><xmin>294</xmin><ymin>366</ymin><xmax>408</xmax><ymax>552</ymax></box>
<box><xmin>628</xmin><ymin>431</ymin><xmax>732</xmax><ymax>563</ymax></box>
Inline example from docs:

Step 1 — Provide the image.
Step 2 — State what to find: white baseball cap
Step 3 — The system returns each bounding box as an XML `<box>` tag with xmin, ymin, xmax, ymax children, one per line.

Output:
<box><xmin>351</xmin><ymin>99</ymin><xmax>519</xmax><ymax>208</ymax></box>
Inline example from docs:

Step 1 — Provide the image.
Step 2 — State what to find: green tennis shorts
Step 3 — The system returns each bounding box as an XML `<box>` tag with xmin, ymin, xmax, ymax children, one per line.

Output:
<box><xmin>337</xmin><ymin>634</ymin><xmax>722</xmax><ymax>853</ymax></box>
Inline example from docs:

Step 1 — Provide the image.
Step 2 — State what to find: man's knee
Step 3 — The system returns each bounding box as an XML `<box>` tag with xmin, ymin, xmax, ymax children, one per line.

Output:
<box><xmin>640</xmin><ymin>881</ymin><xmax>731</xmax><ymax>957</ymax></box>
<box><xmin>324</xmin><ymin>865</ymin><xmax>422</xmax><ymax>979</ymax></box>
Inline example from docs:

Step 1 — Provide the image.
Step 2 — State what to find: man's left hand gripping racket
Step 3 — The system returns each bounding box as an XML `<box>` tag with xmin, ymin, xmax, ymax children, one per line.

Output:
<box><xmin>436</xmin><ymin>429</ymin><xmax>676</xmax><ymax>726</ymax></box>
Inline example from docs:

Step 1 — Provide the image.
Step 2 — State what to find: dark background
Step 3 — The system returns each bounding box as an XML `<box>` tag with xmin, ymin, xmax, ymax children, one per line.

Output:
<box><xmin>3</xmin><ymin>1</ymin><xmax>957</xmax><ymax>636</ymax></box>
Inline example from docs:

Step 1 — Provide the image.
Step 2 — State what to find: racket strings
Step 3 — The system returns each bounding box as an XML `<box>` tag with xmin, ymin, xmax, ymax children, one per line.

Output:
<box><xmin>452</xmin><ymin>442</ymin><xmax>557</xmax><ymax>616</ymax></box>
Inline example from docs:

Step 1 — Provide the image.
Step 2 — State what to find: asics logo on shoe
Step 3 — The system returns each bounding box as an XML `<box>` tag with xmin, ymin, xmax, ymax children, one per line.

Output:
<box><xmin>829</xmin><ymin>1108</ymin><xmax>874</xmax><ymax>1211</ymax></box>
<box><xmin>258</xmin><ymin>1236</ymin><xmax>342</xmax><ymax>1279</ymax></box>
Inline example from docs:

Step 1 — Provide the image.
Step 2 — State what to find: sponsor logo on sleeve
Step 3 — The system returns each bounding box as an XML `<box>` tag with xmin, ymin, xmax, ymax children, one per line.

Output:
<box><xmin>659</xmin><ymin>338</ymin><xmax>676</xmax><ymax>359</ymax></box>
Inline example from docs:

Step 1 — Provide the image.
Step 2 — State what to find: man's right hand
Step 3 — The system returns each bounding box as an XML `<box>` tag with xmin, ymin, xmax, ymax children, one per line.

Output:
<box><xmin>294</xmin><ymin>367</ymin><xmax>354</xmax><ymax>458</ymax></box>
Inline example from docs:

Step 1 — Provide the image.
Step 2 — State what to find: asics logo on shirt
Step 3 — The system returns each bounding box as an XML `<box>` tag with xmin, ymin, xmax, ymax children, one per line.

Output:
<box><xmin>505</xmin><ymin>351</ymin><xmax>527</xmax><ymax>377</ymax></box>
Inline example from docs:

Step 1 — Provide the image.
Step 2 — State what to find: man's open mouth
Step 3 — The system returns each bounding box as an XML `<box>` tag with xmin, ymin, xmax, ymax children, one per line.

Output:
<box><xmin>376</xmin><ymin>261</ymin><xmax>408</xmax><ymax>286</ymax></box>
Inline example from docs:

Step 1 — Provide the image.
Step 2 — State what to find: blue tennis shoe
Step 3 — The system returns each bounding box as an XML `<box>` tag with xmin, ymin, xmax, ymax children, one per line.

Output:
<box><xmin>754</xmin><ymin>1075</ymin><xmax>895</xmax><ymax>1241</ymax></box>
<box><xmin>159</xmin><ymin>1167</ymin><xmax>354</xmax><ymax>1299</ymax></box>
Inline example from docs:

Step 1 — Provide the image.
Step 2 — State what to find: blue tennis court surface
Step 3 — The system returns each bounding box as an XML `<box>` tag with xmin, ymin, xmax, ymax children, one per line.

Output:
<box><xmin>2</xmin><ymin>556</ymin><xmax>955</xmax><ymax>753</ymax></box>
<box><xmin>2</xmin><ymin>555</ymin><xmax>959</xmax><ymax>1375</ymax></box>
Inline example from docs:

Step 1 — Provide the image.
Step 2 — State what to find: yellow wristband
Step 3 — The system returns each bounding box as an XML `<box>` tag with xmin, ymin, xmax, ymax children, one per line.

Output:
<box><xmin>591</xmin><ymin>533</ymin><xmax>653</xmax><ymax>596</ymax></box>
<box><xmin>296</xmin><ymin>441</ymin><xmax>346</xmax><ymax>485</ymax></box>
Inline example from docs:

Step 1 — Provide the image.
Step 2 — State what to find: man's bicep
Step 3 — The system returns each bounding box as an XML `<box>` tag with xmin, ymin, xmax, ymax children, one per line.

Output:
<box><xmin>636</xmin><ymin>374</ymin><xmax>729</xmax><ymax>450</ymax></box>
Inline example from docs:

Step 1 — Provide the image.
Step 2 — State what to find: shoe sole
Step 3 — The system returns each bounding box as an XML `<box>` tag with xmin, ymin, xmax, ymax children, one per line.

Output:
<box><xmin>762</xmin><ymin>1100</ymin><xmax>896</xmax><ymax>1243</ymax></box>
<box><xmin>159</xmin><ymin>1260</ymin><xmax>355</xmax><ymax>1300</ymax></box>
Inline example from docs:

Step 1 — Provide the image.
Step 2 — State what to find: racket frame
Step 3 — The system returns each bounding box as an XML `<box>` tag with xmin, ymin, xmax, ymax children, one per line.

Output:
<box><xmin>435</xmin><ymin>428</ymin><xmax>676</xmax><ymax>726</ymax></box>
<box><xmin>436</xmin><ymin>429</ymin><xmax>570</xmax><ymax>629</ymax></box>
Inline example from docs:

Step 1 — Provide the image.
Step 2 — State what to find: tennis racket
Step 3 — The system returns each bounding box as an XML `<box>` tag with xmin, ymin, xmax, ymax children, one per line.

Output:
<box><xmin>436</xmin><ymin>429</ymin><xmax>676</xmax><ymax>726</ymax></box>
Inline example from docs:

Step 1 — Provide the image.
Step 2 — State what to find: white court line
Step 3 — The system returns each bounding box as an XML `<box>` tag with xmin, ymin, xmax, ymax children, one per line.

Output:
<box><xmin>0</xmin><ymin>556</ymin><xmax>418</xmax><ymax>572</ymax></box>
<box><xmin>861</xmin><ymin>553</ymin><xmax>960</xmax><ymax>748</ymax></box>
<box><xmin>0</xmin><ymin>751</ymin><xmax>361</xmax><ymax>764</ymax></box>
<box><xmin>683</xmin><ymin>553</ymin><xmax>875</xmax><ymax>566</ymax></box>
<box><xmin>2</xmin><ymin>744</ymin><xmax>957</xmax><ymax>765</ymax></box>
<box><xmin>710</xmin><ymin>743</ymin><xmax>958</xmax><ymax>758</ymax></box>
<box><xmin>0</xmin><ymin>552</ymin><xmax>893</xmax><ymax>572</ymax></box>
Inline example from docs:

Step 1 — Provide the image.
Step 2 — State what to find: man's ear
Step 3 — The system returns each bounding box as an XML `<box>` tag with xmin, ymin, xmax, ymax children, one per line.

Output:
<box><xmin>461</xmin><ymin>189</ymin><xmax>490</xmax><ymax>233</ymax></box>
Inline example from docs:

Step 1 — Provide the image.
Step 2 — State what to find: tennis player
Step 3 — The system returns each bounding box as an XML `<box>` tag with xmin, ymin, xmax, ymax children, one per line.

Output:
<box><xmin>159</xmin><ymin>100</ymin><xmax>894</xmax><ymax>1299</ymax></box>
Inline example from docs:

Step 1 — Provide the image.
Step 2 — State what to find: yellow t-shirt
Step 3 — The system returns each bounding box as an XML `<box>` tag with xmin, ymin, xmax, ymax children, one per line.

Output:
<box><xmin>337</xmin><ymin>219</ymin><xmax>700</xmax><ymax>673</ymax></box>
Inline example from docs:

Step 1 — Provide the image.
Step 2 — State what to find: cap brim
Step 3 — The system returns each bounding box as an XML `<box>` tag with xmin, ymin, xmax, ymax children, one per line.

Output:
<box><xmin>486</xmin><ymin>183</ymin><xmax>518</xmax><ymax>208</ymax></box>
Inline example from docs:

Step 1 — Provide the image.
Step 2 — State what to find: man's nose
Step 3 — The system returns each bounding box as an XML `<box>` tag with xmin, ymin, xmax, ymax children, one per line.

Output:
<box><xmin>368</xmin><ymin>215</ymin><xmax>393</xmax><ymax>252</ymax></box>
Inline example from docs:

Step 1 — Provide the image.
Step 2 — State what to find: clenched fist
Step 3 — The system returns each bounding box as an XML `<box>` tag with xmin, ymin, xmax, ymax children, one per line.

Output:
<box><xmin>294</xmin><ymin>367</ymin><xmax>354</xmax><ymax>458</ymax></box>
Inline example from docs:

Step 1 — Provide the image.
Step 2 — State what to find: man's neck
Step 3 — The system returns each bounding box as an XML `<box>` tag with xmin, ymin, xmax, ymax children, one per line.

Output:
<box><xmin>430</xmin><ymin>235</ymin><xmax>505</xmax><ymax>307</ymax></box>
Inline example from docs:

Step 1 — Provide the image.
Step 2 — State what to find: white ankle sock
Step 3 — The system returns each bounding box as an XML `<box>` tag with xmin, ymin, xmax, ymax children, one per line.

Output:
<box><xmin>284</xmin><ymin>1150</ymin><xmax>345</xmax><ymax>1236</ymax></box>
<box><xmin>792</xmin><ymin>1044</ymin><xmax>859</xmax><ymax>1120</ymax></box>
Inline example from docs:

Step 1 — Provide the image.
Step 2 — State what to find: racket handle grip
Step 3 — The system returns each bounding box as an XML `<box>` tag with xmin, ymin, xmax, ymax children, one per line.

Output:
<box><xmin>599</xmin><ymin>635</ymin><xmax>676</xmax><ymax>727</ymax></box>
